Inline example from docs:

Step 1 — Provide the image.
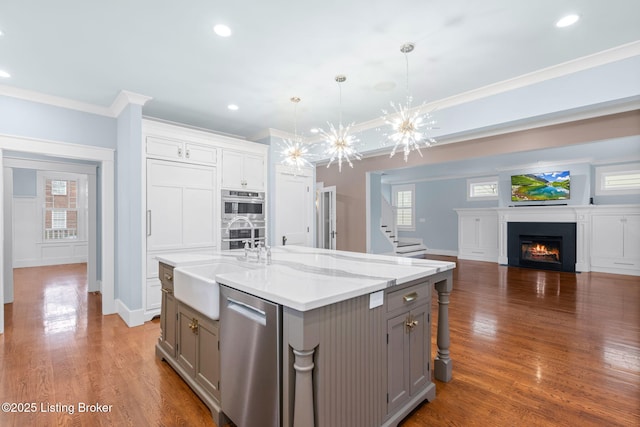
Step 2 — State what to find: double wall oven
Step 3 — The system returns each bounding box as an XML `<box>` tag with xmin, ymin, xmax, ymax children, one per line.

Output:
<box><xmin>221</xmin><ymin>190</ymin><xmax>266</xmax><ymax>250</ymax></box>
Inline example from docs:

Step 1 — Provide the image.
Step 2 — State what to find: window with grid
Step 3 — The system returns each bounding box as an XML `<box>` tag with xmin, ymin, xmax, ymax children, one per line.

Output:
<box><xmin>44</xmin><ymin>179</ymin><xmax>78</xmax><ymax>240</ymax></box>
<box><xmin>392</xmin><ymin>184</ymin><xmax>415</xmax><ymax>230</ymax></box>
<box><xmin>467</xmin><ymin>176</ymin><xmax>499</xmax><ymax>201</ymax></box>
<box><xmin>596</xmin><ymin>163</ymin><xmax>640</xmax><ymax>195</ymax></box>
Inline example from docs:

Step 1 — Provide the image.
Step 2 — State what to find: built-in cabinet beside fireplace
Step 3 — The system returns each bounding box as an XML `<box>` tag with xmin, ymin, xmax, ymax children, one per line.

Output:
<box><xmin>456</xmin><ymin>205</ymin><xmax>640</xmax><ymax>276</ymax></box>
<box><xmin>590</xmin><ymin>206</ymin><xmax>640</xmax><ymax>275</ymax></box>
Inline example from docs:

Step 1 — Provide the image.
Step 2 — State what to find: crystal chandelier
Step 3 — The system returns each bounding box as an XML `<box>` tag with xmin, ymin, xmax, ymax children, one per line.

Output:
<box><xmin>320</xmin><ymin>75</ymin><xmax>361</xmax><ymax>172</ymax></box>
<box><xmin>281</xmin><ymin>96</ymin><xmax>312</xmax><ymax>170</ymax></box>
<box><xmin>382</xmin><ymin>43</ymin><xmax>437</xmax><ymax>162</ymax></box>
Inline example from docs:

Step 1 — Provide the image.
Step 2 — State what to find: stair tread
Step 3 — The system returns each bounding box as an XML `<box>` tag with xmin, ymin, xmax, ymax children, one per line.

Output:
<box><xmin>396</xmin><ymin>242</ymin><xmax>422</xmax><ymax>248</ymax></box>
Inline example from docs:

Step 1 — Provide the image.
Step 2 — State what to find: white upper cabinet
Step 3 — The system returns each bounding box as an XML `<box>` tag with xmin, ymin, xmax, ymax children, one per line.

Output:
<box><xmin>221</xmin><ymin>149</ymin><xmax>265</xmax><ymax>191</ymax></box>
<box><xmin>146</xmin><ymin>136</ymin><xmax>218</xmax><ymax>165</ymax></box>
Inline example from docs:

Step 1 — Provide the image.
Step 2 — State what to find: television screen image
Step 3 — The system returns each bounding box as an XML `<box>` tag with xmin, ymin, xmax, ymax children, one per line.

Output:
<box><xmin>511</xmin><ymin>170</ymin><xmax>570</xmax><ymax>202</ymax></box>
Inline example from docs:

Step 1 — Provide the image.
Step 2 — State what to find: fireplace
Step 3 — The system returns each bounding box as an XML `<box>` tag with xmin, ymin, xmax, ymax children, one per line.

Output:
<box><xmin>507</xmin><ymin>222</ymin><xmax>576</xmax><ymax>272</ymax></box>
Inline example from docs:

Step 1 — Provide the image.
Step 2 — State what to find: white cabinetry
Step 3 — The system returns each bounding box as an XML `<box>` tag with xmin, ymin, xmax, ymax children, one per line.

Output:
<box><xmin>146</xmin><ymin>136</ymin><xmax>217</xmax><ymax>165</ymax></box>
<box><xmin>221</xmin><ymin>150</ymin><xmax>265</xmax><ymax>191</ymax></box>
<box><xmin>591</xmin><ymin>207</ymin><xmax>640</xmax><ymax>275</ymax></box>
<box><xmin>456</xmin><ymin>209</ymin><xmax>498</xmax><ymax>262</ymax></box>
<box><xmin>142</xmin><ymin>120</ymin><xmax>269</xmax><ymax>320</ymax></box>
<box><xmin>145</xmin><ymin>159</ymin><xmax>216</xmax><ymax>314</ymax></box>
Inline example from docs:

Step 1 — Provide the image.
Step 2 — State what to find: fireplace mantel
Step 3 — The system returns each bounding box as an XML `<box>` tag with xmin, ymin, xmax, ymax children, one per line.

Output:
<box><xmin>455</xmin><ymin>205</ymin><xmax>640</xmax><ymax>276</ymax></box>
<box><xmin>495</xmin><ymin>206</ymin><xmax>591</xmax><ymax>271</ymax></box>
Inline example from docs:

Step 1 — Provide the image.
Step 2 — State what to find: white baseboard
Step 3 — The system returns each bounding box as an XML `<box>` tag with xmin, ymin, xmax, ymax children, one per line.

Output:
<box><xmin>14</xmin><ymin>257</ymin><xmax>88</xmax><ymax>268</ymax></box>
<box><xmin>426</xmin><ymin>249</ymin><xmax>458</xmax><ymax>257</ymax></box>
<box><xmin>116</xmin><ymin>299</ymin><xmax>145</xmax><ymax>327</ymax></box>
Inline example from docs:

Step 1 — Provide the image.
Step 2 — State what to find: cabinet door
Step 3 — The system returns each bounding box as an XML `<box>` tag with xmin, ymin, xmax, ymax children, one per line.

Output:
<box><xmin>478</xmin><ymin>215</ymin><xmax>498</xmax><ymax>251</ymax></box>
<box><xmin>387</xmin><ymin>312</ymin><xmax>410</xmax><ymax>413</ymax></box>
<box><xmin>177</xmin><ymin>305</ymin><xmax>198</xmax><ymax>377</ymax></box>
<box><xmin>409</xmin><ymin>304</ymin><xmax>429</xmax><ymax>396</ymax></box>
<box><xmin>459</xmin><ymin>216</ymin><xmax>479</xmax><ymax>248</ymax></box>
<box><xmin>146</xmin><ymin>136</ymin><xmax>183</xmax><ymax>160</ymax></box>
<box><xmin>592</xmin><ymin>215</ymin><xmax>624</xmax><ymax>259</ymax></box>
<box><xmin>147</xmin><ymin>160</ymin><xmax>216</xmax><ymax>251</ymax></box>
<box><xmin>243</xmin><ymin>153</ymin><xmax>265</xmax><ymax>190</ymax></box>
<box><xmin>623</xmin><ymin>215</ymin><xmax>640</xmax><ymax>260</ymax></box>
<box><xmin>221</xmin><ymin>150</ymin><xmax>245</xmax><ymax>189</ymax></box>
<box><xmin>160</xmin><ymin>290</ymin><xmax>177</xmax><ymax>357</ymax></box>
<box><xmin>185</xmin><ymin>142</ymin><xmax>217</xmax><ymax>165</ymax></box>
<box><xmin>195</xmin><ymin>318</ymin><xmax>220</xmax><ymax>399</ymax></box>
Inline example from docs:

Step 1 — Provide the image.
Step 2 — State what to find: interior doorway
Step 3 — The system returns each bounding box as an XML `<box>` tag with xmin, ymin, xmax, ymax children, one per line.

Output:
<box><xmin>316</xmin><ymin>184</ymin><xmax>336</xmax><ymax>250</ymax></box>
<box><xmin>0</xmin><ymin>134</ymin><xmax>116</xmax><ymax>335</ymax></box>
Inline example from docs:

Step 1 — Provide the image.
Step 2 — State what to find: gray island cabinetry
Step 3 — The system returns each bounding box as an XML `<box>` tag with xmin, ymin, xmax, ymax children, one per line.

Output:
<box><xmin>155</xmin><ymin>255</ymin><xmax>226</xmax><ymax>427</ymax></box>
<box><xmin>156</xmin><ymin>246</ymin><xmax>454</xmax><ymax>427</ymax></box>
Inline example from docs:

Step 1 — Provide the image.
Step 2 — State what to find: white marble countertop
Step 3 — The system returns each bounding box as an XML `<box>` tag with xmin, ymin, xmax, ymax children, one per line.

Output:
<box><xmin>158</xmin><ymin>246</ymin><xmax>455</xmax><ymax>312</ymax></box>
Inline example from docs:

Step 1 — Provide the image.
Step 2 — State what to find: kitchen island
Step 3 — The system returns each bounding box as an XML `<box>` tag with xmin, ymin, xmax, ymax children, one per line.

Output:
<box><xmin>156</xmin><ymin>246</ymin><xmax>455</xmax><ymax>427</ymax></box>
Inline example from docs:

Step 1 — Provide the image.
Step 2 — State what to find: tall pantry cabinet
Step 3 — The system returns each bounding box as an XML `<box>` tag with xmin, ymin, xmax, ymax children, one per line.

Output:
<box><xmin>141</xmin><ymin>120</ymin><xmax>268</xmax><ymax>320</ymax></box>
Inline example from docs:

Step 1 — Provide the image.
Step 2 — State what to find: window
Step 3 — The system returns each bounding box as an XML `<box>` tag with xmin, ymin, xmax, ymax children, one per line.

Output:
<box><xmin>467</xmin><ymin>176</ymin><xmax>499</xmax><ymax>201</ymax></box>
<box><xmin>595</xmin><ymin>163</ymin><xmax>640</xmax><ymax>195</ymax></box>
<box><xmin>392</xmin><ymin>184</ymin><xmax>415</xmax><ymax>230</ymax></box>
<box><xmin>44</xmin><ymin>178</ymin><xmax>78</xmax><ymax>240</ymax></box>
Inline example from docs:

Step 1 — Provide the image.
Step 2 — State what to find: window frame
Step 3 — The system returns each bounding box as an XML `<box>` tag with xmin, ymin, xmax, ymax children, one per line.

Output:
<box><xmin>467</xmin><ymin>176</ymin><xmax>499</xmax><ymax>201</ymax></box>
<box><xmin>392</xmin><ymin>184</ymin><xmax>415</xmax><ymax>231</ymax></box>
<box><xmin>595</xmin><ymin>163</ymin><xmax>640</xmax><ymax>196</ymax></box>
<box><xmin>37</xmin><ymin>171</ymin><xmax>87</xmax><ymax>242</ymax></box>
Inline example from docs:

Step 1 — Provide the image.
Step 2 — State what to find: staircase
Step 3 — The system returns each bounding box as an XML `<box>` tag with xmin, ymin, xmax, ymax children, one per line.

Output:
<box><xmin>380</xmin><ymin>196</ymin><xmax>428</xmax><ymax>258</ymax></box>
<box><xmin>380</xmin><ymin>225</ymin><xmax>428</xmax><ymax>258</ymax></box>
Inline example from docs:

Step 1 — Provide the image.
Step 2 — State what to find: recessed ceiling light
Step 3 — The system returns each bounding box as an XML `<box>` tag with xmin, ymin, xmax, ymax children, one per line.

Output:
<box><xmin>214</xmin><ymin>24</ymin><xmax>232</xmax><ymax>37</ymax></box>
<box><xmin>0</xmin><ymin>69</ymin><xmax>11</xmax><ymax>78</ymax></box>
<box><xmin>227</xmin><ymin>104</ymin><xmax>239</xmax><ymax>111</ymax></box>
<box><xmin>0</xmin><ymin>29</ymin><xmax>4</xmax><ymax>37</ymax></box>
<box><xmin>310</xmin><ymin>128</ymin><xmax>320</xmax><ymax>134</ymax></box>
<box><xmin>556</xmin><ymin>14</ymin><xmax>580</xmax><ymax>28</ymax></box>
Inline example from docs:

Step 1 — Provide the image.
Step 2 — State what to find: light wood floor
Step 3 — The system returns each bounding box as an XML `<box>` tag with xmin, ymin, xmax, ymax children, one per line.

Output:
<box><xmin>0</xmin><ymin>260</ymin><xmax>638</xmax><ymax>426</ymax></box>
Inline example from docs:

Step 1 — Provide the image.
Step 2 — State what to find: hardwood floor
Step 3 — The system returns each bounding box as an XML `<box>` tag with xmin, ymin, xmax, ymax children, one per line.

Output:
<box><xmin>0</xmin><ymin>260</ymin><xmax>638</xmax><ymax>426</ymax></box>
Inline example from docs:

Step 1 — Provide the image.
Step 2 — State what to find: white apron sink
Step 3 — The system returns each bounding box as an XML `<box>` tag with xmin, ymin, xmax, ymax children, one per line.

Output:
<box><xmin>173</xmin><ymin>262</ymin><xmax>252</xmax><ymax>320</ymax></box>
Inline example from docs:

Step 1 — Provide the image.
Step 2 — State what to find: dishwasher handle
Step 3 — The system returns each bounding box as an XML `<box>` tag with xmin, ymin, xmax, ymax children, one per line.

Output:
<box><xmin>227</xmin><ymin>297</ymin><xmax>267</xmax><ymax>326</ymax></box>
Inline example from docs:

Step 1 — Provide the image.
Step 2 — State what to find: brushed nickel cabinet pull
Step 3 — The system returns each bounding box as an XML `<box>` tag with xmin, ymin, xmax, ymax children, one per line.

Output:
<box><xmin>164</xmin><ymin>272</ymin><xmax>173</xmax><ymax>281</ymax></box>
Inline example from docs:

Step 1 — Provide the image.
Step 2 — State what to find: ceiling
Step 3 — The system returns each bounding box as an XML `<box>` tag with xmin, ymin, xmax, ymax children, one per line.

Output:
<box><xmin>1</xmin><ymin>0</ymin><xmax>639</xmax><ymax>141</ymax></box>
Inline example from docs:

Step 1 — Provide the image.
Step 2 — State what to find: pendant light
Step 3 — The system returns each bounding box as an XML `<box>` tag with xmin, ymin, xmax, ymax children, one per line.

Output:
<box><xmin>320</xmin><ymin>75</ymin><xmax>361</xmax><ymax>172</ymax></box>
<box><xmin>281</xmin><ymin>96</ymin><xmax>312</xmax><ymax>170</ymax></box>
<box><xmin>382</xmin><ymin>42</ymin><xmax>436</xmax><ymax>162</ymax></box>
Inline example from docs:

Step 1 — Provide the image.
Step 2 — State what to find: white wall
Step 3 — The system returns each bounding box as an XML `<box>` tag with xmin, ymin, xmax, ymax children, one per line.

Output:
<box><xmin>12</xmin><ymin>170</ymin><xmax>89</xmax><ymax>267</ymax></box>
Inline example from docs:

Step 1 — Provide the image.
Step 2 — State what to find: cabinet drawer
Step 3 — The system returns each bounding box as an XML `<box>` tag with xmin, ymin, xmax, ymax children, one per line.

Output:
<box><xmin>387</xmin><ymin>282</ymin><xmax>429</xmax><ymax>313</ymax></box>
<box><xmin>159</xmin><ymin>263</ymin><xmax>175</xmax><ymax>290</ymax></box>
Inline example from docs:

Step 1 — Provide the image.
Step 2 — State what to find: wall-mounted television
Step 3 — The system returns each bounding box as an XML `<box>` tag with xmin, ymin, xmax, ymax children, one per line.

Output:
<box><xmin>511</xmin><ymin>170</ymin><xmax>570</xmax><ymax>202</ymax></box>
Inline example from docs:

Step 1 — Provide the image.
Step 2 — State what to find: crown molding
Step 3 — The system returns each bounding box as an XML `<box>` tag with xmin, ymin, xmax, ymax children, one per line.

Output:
<box><xmin>354</xmin><ymin>40</ymin><xmax>640</xmax><ymax>133</ymax></box>
<box><xmin>0</xmin><ymin>84</ymin><xmax>112</xmax><ymax>116</ymax></box>
<box><xmin>110</xmin><ymin>90</ymin><xmax>152</xmax><ymax>116</ymax></box>
<box><xmin>0</xmin><ymin>85</ymin><xmax>152</xmax><ymax>118</ymax></box>
<box><xmin>251</xmin><ymin>128</ymin><xmax>302</xmax><ymax>142</ymax></box>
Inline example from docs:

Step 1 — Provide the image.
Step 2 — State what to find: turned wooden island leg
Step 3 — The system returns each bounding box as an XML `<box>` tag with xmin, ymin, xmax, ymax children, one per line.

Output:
<box><xmin>434</xmin><ymin>276</ymin><xmax>453</xmax><ymax>382</ymax></box>
<box><xmin>292</xmin><ymin>348</ymin><xmax>315</xmax><ymax>427</ymax></box>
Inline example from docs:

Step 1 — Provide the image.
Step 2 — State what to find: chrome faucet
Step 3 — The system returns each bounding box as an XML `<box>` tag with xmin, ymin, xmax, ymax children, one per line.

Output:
<box><xmin>226</xmin><ymin>215</ymin><xmax>255</xmax><ymax>235</ymax></box>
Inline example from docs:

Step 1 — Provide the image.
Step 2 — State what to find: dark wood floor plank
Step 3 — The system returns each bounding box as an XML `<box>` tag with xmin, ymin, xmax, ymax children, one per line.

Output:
<box><xmin>0</xmin><ymin>260</ymin><xmax>638</xmax><ymax>426</ymax></box>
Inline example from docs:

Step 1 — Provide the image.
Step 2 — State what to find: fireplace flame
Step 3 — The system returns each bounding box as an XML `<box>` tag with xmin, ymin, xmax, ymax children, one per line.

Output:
<box><xmin>528</xmin><ymin>244</ymin><xmax>560</xmax><ymax>261</ymax></box>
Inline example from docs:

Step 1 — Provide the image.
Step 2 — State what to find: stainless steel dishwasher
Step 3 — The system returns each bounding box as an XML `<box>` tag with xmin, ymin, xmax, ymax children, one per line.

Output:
<box><xmin>220</xmin><ymin>285</ymin><xmax>281</xmax><ymax>427</ymax></box>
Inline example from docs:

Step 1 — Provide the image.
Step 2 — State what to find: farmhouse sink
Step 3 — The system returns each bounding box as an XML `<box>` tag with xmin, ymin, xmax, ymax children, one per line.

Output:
<box><xmin>173</xmin><ymin>262</ymin><xmax>253</xmax><ymax>320</ymax></box>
